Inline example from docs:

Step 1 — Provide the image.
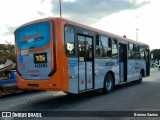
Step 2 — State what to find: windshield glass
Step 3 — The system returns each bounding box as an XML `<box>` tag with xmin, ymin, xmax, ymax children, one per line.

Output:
<box><xmin>16</xmin><ymin>21</ymin><xmax>50</xmax><ymax>50</ymax></box>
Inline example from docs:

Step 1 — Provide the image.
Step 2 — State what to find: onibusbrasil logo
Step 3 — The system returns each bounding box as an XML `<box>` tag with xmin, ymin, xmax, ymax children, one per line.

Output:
<box><xmin>2</xmin><ymin>112</ymin><xmax>42</xmax><ymax>118</ymax></box>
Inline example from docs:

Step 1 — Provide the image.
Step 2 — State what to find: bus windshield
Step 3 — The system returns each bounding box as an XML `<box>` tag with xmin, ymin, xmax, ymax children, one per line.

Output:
<box><xmin>16</xmin><ymin>21</ymin><xmax>50</xmax><ymax>50</ymax></box>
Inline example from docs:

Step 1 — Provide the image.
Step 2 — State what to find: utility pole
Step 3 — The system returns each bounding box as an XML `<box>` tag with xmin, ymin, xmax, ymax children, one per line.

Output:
<box><xmin>59</xmin><ymin>0</ymin><xmax>62</xmax><ymax>17</ymax></box>
<box><xmin>136</xmin><ymin>28</ymin><xmax>139</xmax><ymax>41</ymax></box>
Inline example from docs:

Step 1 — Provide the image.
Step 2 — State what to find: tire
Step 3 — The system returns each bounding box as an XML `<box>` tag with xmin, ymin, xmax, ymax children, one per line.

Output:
<box><xmin>103</xmin><ymin>74</ymin><xmax>114</xmax><ymax>93</ymax></box>
<box><xmin>138</xmin><ymin>71</ymin><xmax>143</xmax><ymax>83</ymax></box>
<box><xmin>158</xmin><ymin>66</ymin><xmax>160</xmax><ymax>70</ymax></box>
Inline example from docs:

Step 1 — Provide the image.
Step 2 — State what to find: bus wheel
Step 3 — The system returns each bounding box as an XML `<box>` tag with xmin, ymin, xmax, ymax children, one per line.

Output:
<box><xmin>138</xmin><ymin>71</ymin><xmax>143</xmax><ymax>83</ymax></box>
<box><xmin>103</xmin><ymin>74</ymin><xmax>114</xmax><ymax>93</ymax></box>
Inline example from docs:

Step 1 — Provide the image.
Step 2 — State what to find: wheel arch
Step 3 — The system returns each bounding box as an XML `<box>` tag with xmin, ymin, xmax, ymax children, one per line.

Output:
<box><xmin>102</xmin><ymin>70</ymin><xmax>115</xmax><ymax>93</ymax></box>
<box><xmin>105</xmin><ymin>70</ymin><xmax>115</xmax><ymax>85</ymax></box>
<box><xmin>141</xmin><ymin>69</ymin><xmax>145</xmax><ymax>77</ymax></box>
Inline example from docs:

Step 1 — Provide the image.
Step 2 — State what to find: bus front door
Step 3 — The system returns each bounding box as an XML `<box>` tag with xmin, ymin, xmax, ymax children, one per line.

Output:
<box><xmin>145</xmin><ymin>49</ymin><xmax>150</xmax><ymax>76</ymax></box>
<box><xmin>78</xmin><ymin>35</ymin><xmax>93</xmax><ymax>91</ymax></box>
<box><xmin>119</xmin><ymin>43</ymin><xmax>127</xmax><ymax>82</ymax></box>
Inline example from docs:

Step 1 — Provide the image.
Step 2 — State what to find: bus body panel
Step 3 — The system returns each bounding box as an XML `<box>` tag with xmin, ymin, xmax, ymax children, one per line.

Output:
<box><xmin>128</xmin><ymin>60</ymin><xmax>139</xmax><ymax>82</ymax></box>
<box><xmin>94</xmin><ymin>59</ymin><xmax>120</xmax><ymax>89</ymax></box>
<box><xmin>127</xmin><ymin>60</ymin><xmax>146</xmax><ymax>82</ymax></box>
<box><xmin>15</xmin><ymin>20</ymin><xmax>55</xmax><ymax>81</ymax></box>
<box><xmin>78</xmin><ymin>62</ymin><xmax>86</xmax><ymax>91</ymax></box>
<box><xmin>16</xmin><ymin>19</ymin><xmax>68</xmax><ymax>92</ymax></box>
<box><xmin>17</xmin><ymin>48</ymin><xmax>51</xmax><ymax>80</ymax></box>
<box><xmin>68</xmin><ymin>58</ymin><xmax>78</xmax><ymax>94</ymax></box>
<box><xmin>54</xmin><ymin>19</ymin><xmax>69</xmax><ymax>92</ymax></box>
<box><xmin>86</xmin><ymin>62</ymin><xmax>93</xmax><ymax>89</ymax></box>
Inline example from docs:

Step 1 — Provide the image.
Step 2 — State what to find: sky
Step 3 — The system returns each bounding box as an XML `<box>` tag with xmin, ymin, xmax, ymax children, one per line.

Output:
<box><xmin>0</xmin><ymin>0</ymin><xmax>159</xmax><ymax>50</ymax></box>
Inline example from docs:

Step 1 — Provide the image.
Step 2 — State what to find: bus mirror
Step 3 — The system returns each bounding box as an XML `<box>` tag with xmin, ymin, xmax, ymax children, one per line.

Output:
<box><xmin>96</xmin><ymin>35</ymin><xmax>99</xmax><ymax>45</ymax></box>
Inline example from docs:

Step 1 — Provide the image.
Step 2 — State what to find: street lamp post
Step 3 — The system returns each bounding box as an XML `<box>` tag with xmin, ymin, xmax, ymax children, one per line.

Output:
<box><xmin>59</xmin><ymin>0</ymin><xmax>62</xmax><ymax>18</ymax></box>
<box><xmin>136</xmin><ymin>28</ymin><xmax>139</xmax><ymax>41</ymax></box>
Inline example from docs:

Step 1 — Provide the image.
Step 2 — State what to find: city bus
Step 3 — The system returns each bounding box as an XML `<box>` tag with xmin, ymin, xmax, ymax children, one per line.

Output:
<box><xmin>15</xmin><ymin>17</ymin><xmax>150</xmax><ymax>94</ymax></box>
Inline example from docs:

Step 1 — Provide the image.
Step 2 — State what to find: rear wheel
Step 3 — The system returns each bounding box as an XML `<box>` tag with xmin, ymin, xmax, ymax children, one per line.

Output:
<box><xmin>103</xmin><ymin>74</ymin><xmax>114</xmax><ymax>93</ymax></box>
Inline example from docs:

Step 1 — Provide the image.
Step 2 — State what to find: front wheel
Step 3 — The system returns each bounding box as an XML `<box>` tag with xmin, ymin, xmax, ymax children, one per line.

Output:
<box><xmin>103</xmin><ymin>74</ymin><xmax>114</xmax><ymax>93</ymax></box>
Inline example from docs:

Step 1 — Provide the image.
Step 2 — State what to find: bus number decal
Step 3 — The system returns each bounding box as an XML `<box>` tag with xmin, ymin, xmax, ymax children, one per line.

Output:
<box><xmin>105</xmin><ymin>62</ymin><xmax>115</xmax><ymax>66</ymax></box>
<box><xmin>35</xmin><ymin>63</ymin><xmax>47</xmax><ymax>68</ymax></box>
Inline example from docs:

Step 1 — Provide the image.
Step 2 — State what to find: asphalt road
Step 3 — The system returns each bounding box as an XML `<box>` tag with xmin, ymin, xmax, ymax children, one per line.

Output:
<box><xmin>0</xmin><ymin>68</ymin><xmax>160</xmax><ymax>120</ymax></box>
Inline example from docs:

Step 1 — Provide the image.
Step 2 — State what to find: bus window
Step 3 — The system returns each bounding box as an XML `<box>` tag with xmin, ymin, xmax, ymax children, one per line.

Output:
<box><xmin>134</xmin><ymin>44</ymin><xmax>140</xmax><ymax>59</ymax></box>
<box><xmin>128</xmin><ymin>43</ymin><xmax>134</xmax><ymax>59</ymax></box>
<box><xmin>16</xmin><ymin>22</ymin><xmax>50</xmax><ymax>50</ymax></box>
<box><xmin>78</xmin><ymin>35</ymin><xmax>85</xmax><ymax>60</ymax></box>
<box><xmin>128</xmin><ymin>43</ymin><xmax>134</xmax><ymax>50</ymax></box>
<box><xmin>139</xmin><ymin>46</ymin><xmax>145</xmax><ymax>59</ymax></box>
<box><xmin>86</xmin><ymin>37</ymin><xmax>92</xmax><ymax>61</ymax></box>
<box><xmin>145</xmin><ymin>49</ymin><xmax>149</xmax><ymax>61</ymax></box>
<box><xmin>112</xmin><ymin>38</ymin><xmax>118</xmax><ymax>58</ymax></box>
<box><xmin>129</xmin><ymin>44</ymin><xmax>140</xmax><ymax>59</ymax></box>
<box><xmin>96</xmin><ymin>35</ymin><xmax>111</xmax><ymax>58</ymax></box>
<box><xmin>65</xmin><ymin>26</ymin><xmax>75</xmax><ymax>56</ymax></box>
<box><xmin>134</xmin><ymin>44</ymin><xmax>139</xmax><ymax>51</ymax></box>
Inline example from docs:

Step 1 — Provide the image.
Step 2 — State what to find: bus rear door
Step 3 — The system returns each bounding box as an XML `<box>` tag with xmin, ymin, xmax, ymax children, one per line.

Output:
<box><xmin>78</xmin><ymin>35</ymin><xmax>94</xmax><ymax>92</ymax></box>
<box><xmin>145</xmin><ymin>49</ymin><xmax>150</xmax><ymax>76</ymax></box>
<box><xmin>119</xmin><ymin>43</ymin><xmax>127</xmax><ymax>82</ymax></box>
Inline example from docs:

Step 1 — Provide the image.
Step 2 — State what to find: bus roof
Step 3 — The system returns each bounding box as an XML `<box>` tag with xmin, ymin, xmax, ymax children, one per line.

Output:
<box><xmin>60</xmin><ymin>18</ymin><xmax>148</xmax><ymax>46</ymax></box>
<box><xmin>15</xmin><ymin>17</ymin><xmax>149</xmax><ymax>47</ymax></box>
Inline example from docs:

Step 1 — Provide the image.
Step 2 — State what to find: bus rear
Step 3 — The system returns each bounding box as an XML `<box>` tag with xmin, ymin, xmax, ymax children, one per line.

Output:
<box><xmin>15</xmin><ymin>18</ymin><xmax>67</xmax><ymax>91</ymax></box>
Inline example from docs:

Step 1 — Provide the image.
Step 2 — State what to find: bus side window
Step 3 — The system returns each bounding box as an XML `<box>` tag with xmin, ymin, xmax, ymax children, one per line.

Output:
<box><xmin>86</xmin><ymin>45</ymin><xmax>92</xmax><ymax>61</ymax></box>
<box><xmin>128</xmin><ymin>43</ymin><xmax>134</xmax><ymax>59</ymax></box>
<box><xmin>64</xmin><ymin>26</ymin><xmax>75</xmax><ymax>56</ymax></box>
<box><xmin>145</xmin><ymin>49</ymin><xmax>149</xmax><ymax>61</ymax></box>
<box><xmin>134</xmin><ymin>44</ymin><xmax>140</xmax><ymax>59</ymax></box>
<box><xmin>112</xmin><ymin>38</ymin><xmax>118</xmax><ymax>58</ymax></box>
<box><xmin>139</xmin><ymin>46</ymin><xmax>145</xmax><ymax>59</ymax></box>
<box><xmin>96</xmin><ymin>35</ymin><xmax>111</xmax><ymax>58</ymax></box>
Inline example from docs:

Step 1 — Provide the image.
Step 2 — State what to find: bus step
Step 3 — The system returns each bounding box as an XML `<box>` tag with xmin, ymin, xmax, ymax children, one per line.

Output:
<box><xmin>119</xmin><ymin>82</ymin><xmax>127</xmax><ymax>85</ymax></box>
<box><xmin>79</xmin><ymin>89</ymin><xmax>95</xmax><ymax>93</ymax></box>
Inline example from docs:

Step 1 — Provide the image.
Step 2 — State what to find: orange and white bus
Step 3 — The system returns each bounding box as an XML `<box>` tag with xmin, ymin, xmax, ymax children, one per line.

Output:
<box><xmin>15</xmin><ymin>17</ymin><xmax>150</xmax><ymax>94</ymax></box>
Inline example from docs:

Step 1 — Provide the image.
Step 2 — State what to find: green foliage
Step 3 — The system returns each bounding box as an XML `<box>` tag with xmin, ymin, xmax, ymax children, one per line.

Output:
<box><xmin>150</xmin><ymin>49</ymin><xmax>160</xmax><ymax>60</ymax></box>
<box><xmin>0</xmin><ymin>43</ymin><xmax>15</xmax><ymax>64</ymax></box>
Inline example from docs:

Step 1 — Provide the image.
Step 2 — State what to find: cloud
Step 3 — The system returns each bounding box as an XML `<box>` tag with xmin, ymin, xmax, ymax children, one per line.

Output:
<box><xmin>49</xmin><ymin>0</ymin><xmax>150</xmax><ymax>25</ymax></box>
<box><xmin>40</xmin><ymin>0</ymin><xmax>46</xmax><ymax>3</ymax></box>
<box><xmin>3</xmin><ymin>25</ymin><xmax>17</xmax><ymax>36</ymax></box>
<box><xmin>3</xmin><ymin>0</ymin><xmax>150</xmax><ymax>36</ymax></box>
<box><xmin>37</xmin><ymin>11</ymin><xmax>45</xmax><ymax>16</ymax></box>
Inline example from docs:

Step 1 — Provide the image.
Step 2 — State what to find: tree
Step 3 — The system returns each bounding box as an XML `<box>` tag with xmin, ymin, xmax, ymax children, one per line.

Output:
<box><xmin>150</xmin><ymin>49</ymin><xmax>160</xmax><ymax>60</ymax></box>
<box><xmin>0</xmin><ymin>42</ymin><xmax>15</xmax><ymax>64</ymax></box>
